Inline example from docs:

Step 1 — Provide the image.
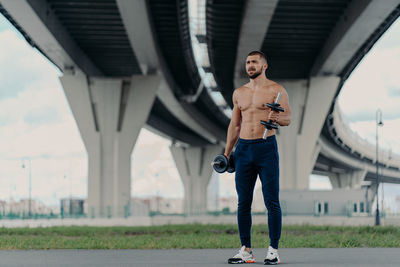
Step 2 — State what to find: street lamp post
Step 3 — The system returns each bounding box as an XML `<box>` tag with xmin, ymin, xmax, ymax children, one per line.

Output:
<box><xmin>21</xmin><ymin>158</ymin><xmax>32</xmax><ymax>218</ymax></box>
<box><xmin>375</xmin><ymin>108</ymin><xmax>383</xmax><ymax>226</ymax></box>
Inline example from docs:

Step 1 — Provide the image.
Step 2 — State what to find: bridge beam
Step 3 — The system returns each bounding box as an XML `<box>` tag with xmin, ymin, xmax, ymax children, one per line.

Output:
<box><xmin>170</xmin><ymin>145</ymin><xmax>222</xmax><ymax>215</ymax></box>
<box><xmin>60</xmin><ymin>70</ymin><xmax>160</xmax><ymax>217</ymax></box>
<box><xmin>277</xmin><ymin>76</ymin><xmax>341</xmax><ymax>190</ymax></box>
<box><xmin>311</xmin><ymin>0</ymin><xmax>400</xmax><ymax>75</ymax></box>
<box><xmin>234</xmin><ymin>0</ymin><xmax>278</xmax><ymax>88</ymax></box>
<box><xmin>0</xmin><ymin>0</ymin><xmax>101</xmax><ymax>75</ymax></box>
<box><xmin>116</xmin><ymin>0</ymin><xmax>221</xmax><ymax>144</ymax></box>
<box><xmin>319</xmin><ymin>136</ymin><xmax>400</xmax><ymax>181</ymax></box>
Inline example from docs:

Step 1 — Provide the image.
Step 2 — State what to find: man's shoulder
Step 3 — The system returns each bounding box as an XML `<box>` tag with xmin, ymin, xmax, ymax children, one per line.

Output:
<box><xmin>267</xmin><ymin>79</ymin><xmax>283</xmax><ymax>88</ymax></box>
<box><xmin>266</xmin><ymin>80</ymin><xmax>286</xmax><ymax>93</ymax></box>
<box><xmin>234</xmin><ymin>84</ymin><xmax>250</xmax><ymax>93</ymax></box>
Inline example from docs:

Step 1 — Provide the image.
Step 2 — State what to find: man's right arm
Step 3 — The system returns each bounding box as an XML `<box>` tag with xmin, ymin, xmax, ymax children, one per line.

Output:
<box><xmin>224</xmin><ymin>90</ymin><xmax>241</xmax><ymax>157</ymax></box>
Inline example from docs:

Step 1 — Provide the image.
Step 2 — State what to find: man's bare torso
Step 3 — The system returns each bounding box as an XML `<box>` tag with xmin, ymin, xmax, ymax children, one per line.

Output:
<box><xmin>235</xmin><ymin>80</ymin><xmax>281</xmax><ymax>139</ymax></box>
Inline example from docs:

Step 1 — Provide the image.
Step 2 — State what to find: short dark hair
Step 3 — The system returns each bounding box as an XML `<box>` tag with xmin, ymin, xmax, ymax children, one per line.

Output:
<box><xmin>247</xmin><ymin>50</ymin><xmax>267</xmax><ymax>63</ymax></box>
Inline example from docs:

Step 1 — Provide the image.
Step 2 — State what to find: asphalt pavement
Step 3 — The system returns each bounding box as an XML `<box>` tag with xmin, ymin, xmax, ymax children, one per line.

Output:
<box><xmin>0</xmin><ymin>248</ymin><xmax>399</xmax><ymax>266</ymax></box>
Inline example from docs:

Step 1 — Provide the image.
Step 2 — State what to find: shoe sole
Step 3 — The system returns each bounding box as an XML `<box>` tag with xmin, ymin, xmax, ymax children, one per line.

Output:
<box><xmin>228</xmin><ymin>259</ymin><xmax>256</xmax><ymax>264</ymax></box>
<box><xmin>264</xmin><ymin>260</ymin><xmax>280</xmax><ymax>265</ymax></box>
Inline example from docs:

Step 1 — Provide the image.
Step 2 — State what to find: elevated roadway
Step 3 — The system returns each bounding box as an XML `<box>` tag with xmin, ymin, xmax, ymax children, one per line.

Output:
<box><xmin>1</xmin><ymin>0</ymin><xmax>399</xmax><ymax>216</ymax></box>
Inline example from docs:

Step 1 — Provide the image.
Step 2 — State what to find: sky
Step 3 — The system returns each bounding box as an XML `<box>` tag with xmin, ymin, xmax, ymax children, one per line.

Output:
<box><xmin>338</xmin><ymin>18</ymin><xmax>400</xmax><ymax>153</ymax></box>
<box><xmin>0</xmin><ymin>13</ymin><xmax>399</xmax><ymax>210</ymax></box>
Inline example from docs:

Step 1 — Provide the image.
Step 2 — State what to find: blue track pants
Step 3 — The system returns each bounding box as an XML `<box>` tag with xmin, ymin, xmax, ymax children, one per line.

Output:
<box><xmin>234</xmin><ymin>135</ymin><xmax>281</xmax><ymax>249</ymax></box>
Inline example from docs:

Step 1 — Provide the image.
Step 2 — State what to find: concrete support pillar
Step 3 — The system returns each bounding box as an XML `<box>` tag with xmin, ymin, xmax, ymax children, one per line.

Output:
<box><xmin>60</xmin><ymin>69</ymin><xmax>160</xmax><ymax>217</ymax></box>
<box><xmin>328</xmin><ymin>170</ymin><xmax>367</xmax><ymax>189</ymax></box>
<box><xmin>359</xmin><ymin>182</ymin><xmax>377</xmax><ymax>214</ymax></box>
<box><xmin>207</xmin><ymin>171</ymin><xmax>220</xmax><ymax>212</ymax></box>
<box><xmin>170</xmin><ymin>145</ymin><xmax>222</xmax><ymax>215</ymax></box>
<box><xmin>367</xmin><ymin>183</ymin><xmax>377</xmax><ymax>214</ymax></box>
<box><xmin>277</xmin><ymin>76</ymin><xmax>340</xmax><ymax>190</ymax></box>
<box><xmin>328</xmin><ymin>173</ymin><xmax>341</xmax><ymax>189</ymax></box>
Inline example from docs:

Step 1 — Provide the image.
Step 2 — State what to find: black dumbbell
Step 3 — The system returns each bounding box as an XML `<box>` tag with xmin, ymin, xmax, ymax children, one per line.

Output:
<box><xmin>226</xmin><ymin>155</ymin><xmax>235</xmax><ymax>173</ymax></box>
<box><xmin>260</xmin><ymin>92</ymin><xmax>285</xmax><ymax>139</ymax></box>
<box><xmin>212</xmin><ymin>154</ymin><xmax>235</xmax><ymax>173</ymax></box>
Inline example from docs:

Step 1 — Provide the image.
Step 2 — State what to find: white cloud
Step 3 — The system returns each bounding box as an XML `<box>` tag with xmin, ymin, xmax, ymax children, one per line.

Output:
<box><xmin>339</xmin><ymin>47</ymin><xmax>400</xmax><ymax>121</ymax></box>
<box><xmin>0</xmin><ymin>30</ymin><xmax>60</xmax><ymax>99</ymax></box>
<box><xmin>0</xmin><ymin>26</ymin><xmax>89</xmax><ymax>205</ymax></box>
<box><xmin>338</xmin><ymin>17</ymin><xmax>400</xmax><ymax>122</ymax></box>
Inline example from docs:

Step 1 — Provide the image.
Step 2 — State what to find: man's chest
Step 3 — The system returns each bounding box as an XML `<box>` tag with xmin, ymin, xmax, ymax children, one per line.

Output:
<box><xmin>237</xmin><ymin>90</ymin><xmax>276</xmax><ymax>111</ymax></box>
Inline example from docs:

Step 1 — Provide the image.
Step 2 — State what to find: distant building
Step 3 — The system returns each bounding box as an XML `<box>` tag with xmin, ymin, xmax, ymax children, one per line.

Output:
<box><xmin>279</xmin><ymin>189</ymin><xmax>369</xmax><ymax>217</ymax></box>
<box><xmin>133</xmin><ymin>196</ymin><xmax>183</xmax><ymax>214</ymax></box>
<box><xmin>217</xmin><ymin>187</ymin><xmax>370</xmax><ymax>217</ymax></box>
<box><xmin>0</xmin><ymin>199</ymin><xmax>57</xmax><ymax>216</ymax></box>
<box><xmin>395</xmin><ymin>195</ymin><xmax>400</xmax><ymax>215</ymax></box>
<box><xmin>0</xmin><ymin>200</ymin><xmax>6</xmax><ymax>216</ymax></box>
<box><xmin>60</xmin><ymin>198</ymin><xmax>84</xmax><ymax>216</ymax></box>
<box><xmin>130</xmin><ymin>198</ymin><xmax>149</xmax><ymax>216</ymax></box>
<box><xmin>219</xmin><ymin>196</ymin><xmax>238</xmax><ymax>213</ymax></box>
<box><xmin>218</xmin><ymin>186</ymin><xmax>266</xmax><ymax>214</ymax></box>
<box><xmin>150</xmin><ymin>197</ymin><xmax>183</xmax><ymax>214</ymax></box>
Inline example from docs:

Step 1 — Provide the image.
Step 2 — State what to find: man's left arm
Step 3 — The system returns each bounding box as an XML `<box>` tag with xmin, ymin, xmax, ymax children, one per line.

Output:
<box><xmin>277</xmin><ymin>86</ymin><xmax>291</xmax><ymax>126</ymax></box>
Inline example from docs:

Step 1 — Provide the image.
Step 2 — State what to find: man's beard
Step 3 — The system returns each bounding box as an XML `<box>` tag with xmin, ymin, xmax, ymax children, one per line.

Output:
<box><xmin>248</xmin><ymin>68</ymin><xmax>263</xmax><ymax>79</ymax></box>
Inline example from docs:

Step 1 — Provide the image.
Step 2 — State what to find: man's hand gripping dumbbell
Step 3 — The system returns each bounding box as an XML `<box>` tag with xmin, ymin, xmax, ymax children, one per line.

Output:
<box><xmin>211</xmin><ymin>153</ymin><xmax>235</xmax><ymax>173</ymax></box>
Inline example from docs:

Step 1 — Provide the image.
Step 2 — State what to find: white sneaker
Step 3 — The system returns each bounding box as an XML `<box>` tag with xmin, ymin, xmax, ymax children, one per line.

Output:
<box><xmin>264</xmin><ymin>246</ymin><xmax>280</xmax><ymax>265</ymax></box>
<box><xmin>228</xmin><ymin>245</ymin><xmax>256</xmax><ymax>264</ymax></box>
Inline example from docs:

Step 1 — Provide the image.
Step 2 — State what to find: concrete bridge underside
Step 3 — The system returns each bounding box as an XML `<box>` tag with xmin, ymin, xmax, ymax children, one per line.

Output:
<box><xmin>1</xmin><ymin>0</ymin><xmax>400</xmax><ymax>216</ymax></box>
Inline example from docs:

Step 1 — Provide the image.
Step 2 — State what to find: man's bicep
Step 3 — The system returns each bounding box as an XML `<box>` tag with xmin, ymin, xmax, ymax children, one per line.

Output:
<box><xmin>232</xmin><ymin>89</ymin><xmax>238</xmax><ymax>105</ymax></box>
<box><xmin>231</xmin><ymin>104</ymin><xmax>241</xmax><ymax>126</ymax></box>
<box><xmin>280</xmin><ymin>88</ymin><xmax>291</xmax><ymax>114</ymax></box>
<box><xmin>231</xmin><ymin>90</ymin><xmax>241</xmax><ymax>125</ymax></box>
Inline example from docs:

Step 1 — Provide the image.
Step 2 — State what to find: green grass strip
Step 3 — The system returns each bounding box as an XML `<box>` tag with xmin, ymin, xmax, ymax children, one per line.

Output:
<box><xmin>1</xmin><ymin>224</ymin><xmax>400</xmax><ymax>249</ymax></box>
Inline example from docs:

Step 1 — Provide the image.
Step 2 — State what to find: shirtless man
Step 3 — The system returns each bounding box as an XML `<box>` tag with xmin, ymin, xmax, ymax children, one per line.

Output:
<box><xmin>226</xmin><ymin>51</ymin><xmax>292</xmax><ymax>265</ymax></box>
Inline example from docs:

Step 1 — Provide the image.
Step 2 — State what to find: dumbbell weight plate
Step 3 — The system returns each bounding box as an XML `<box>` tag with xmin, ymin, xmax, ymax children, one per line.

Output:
<box><xmin>260</xmin><ymin>120</ymin><xmax>279</xmax><ymax>130</ymax></box>
<box><xmin>266</xmin><ymin>103</ymin><xmax>285</xmax><ymax>113</ymax></box>
<box><xmin>227</xmin><ymin>154</ymin><xmax>235</xmax><ymax>173</ymax></box>
<box><xmin>212</xmin><ymin>154</ymin><xmax>228</xmax><ymax>173</ymax></box>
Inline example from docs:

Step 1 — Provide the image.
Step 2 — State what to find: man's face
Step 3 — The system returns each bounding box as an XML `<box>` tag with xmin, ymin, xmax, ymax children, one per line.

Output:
<box><xmin>246</xmin><ymin>55</ymin><xmax>266</xmax><ymax>79</ymax></box>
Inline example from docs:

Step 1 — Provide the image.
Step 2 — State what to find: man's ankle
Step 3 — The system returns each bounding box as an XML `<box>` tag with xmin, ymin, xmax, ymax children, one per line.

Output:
<box><xmin>245</xmin><ymin>247</ymin><xmax>252</xmax><ymax>253</ymax></box>
<box><xmin>269</xmin><ymin>245</ymin><xmax>278</xmax><ymax>251</ymax></box>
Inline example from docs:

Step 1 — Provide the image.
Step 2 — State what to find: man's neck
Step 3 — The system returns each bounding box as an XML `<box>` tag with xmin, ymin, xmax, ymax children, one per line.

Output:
<box><xmin>248</xmin><ymin>74</ymin><xmax>268</xmax><ymax>88</ymax></box>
